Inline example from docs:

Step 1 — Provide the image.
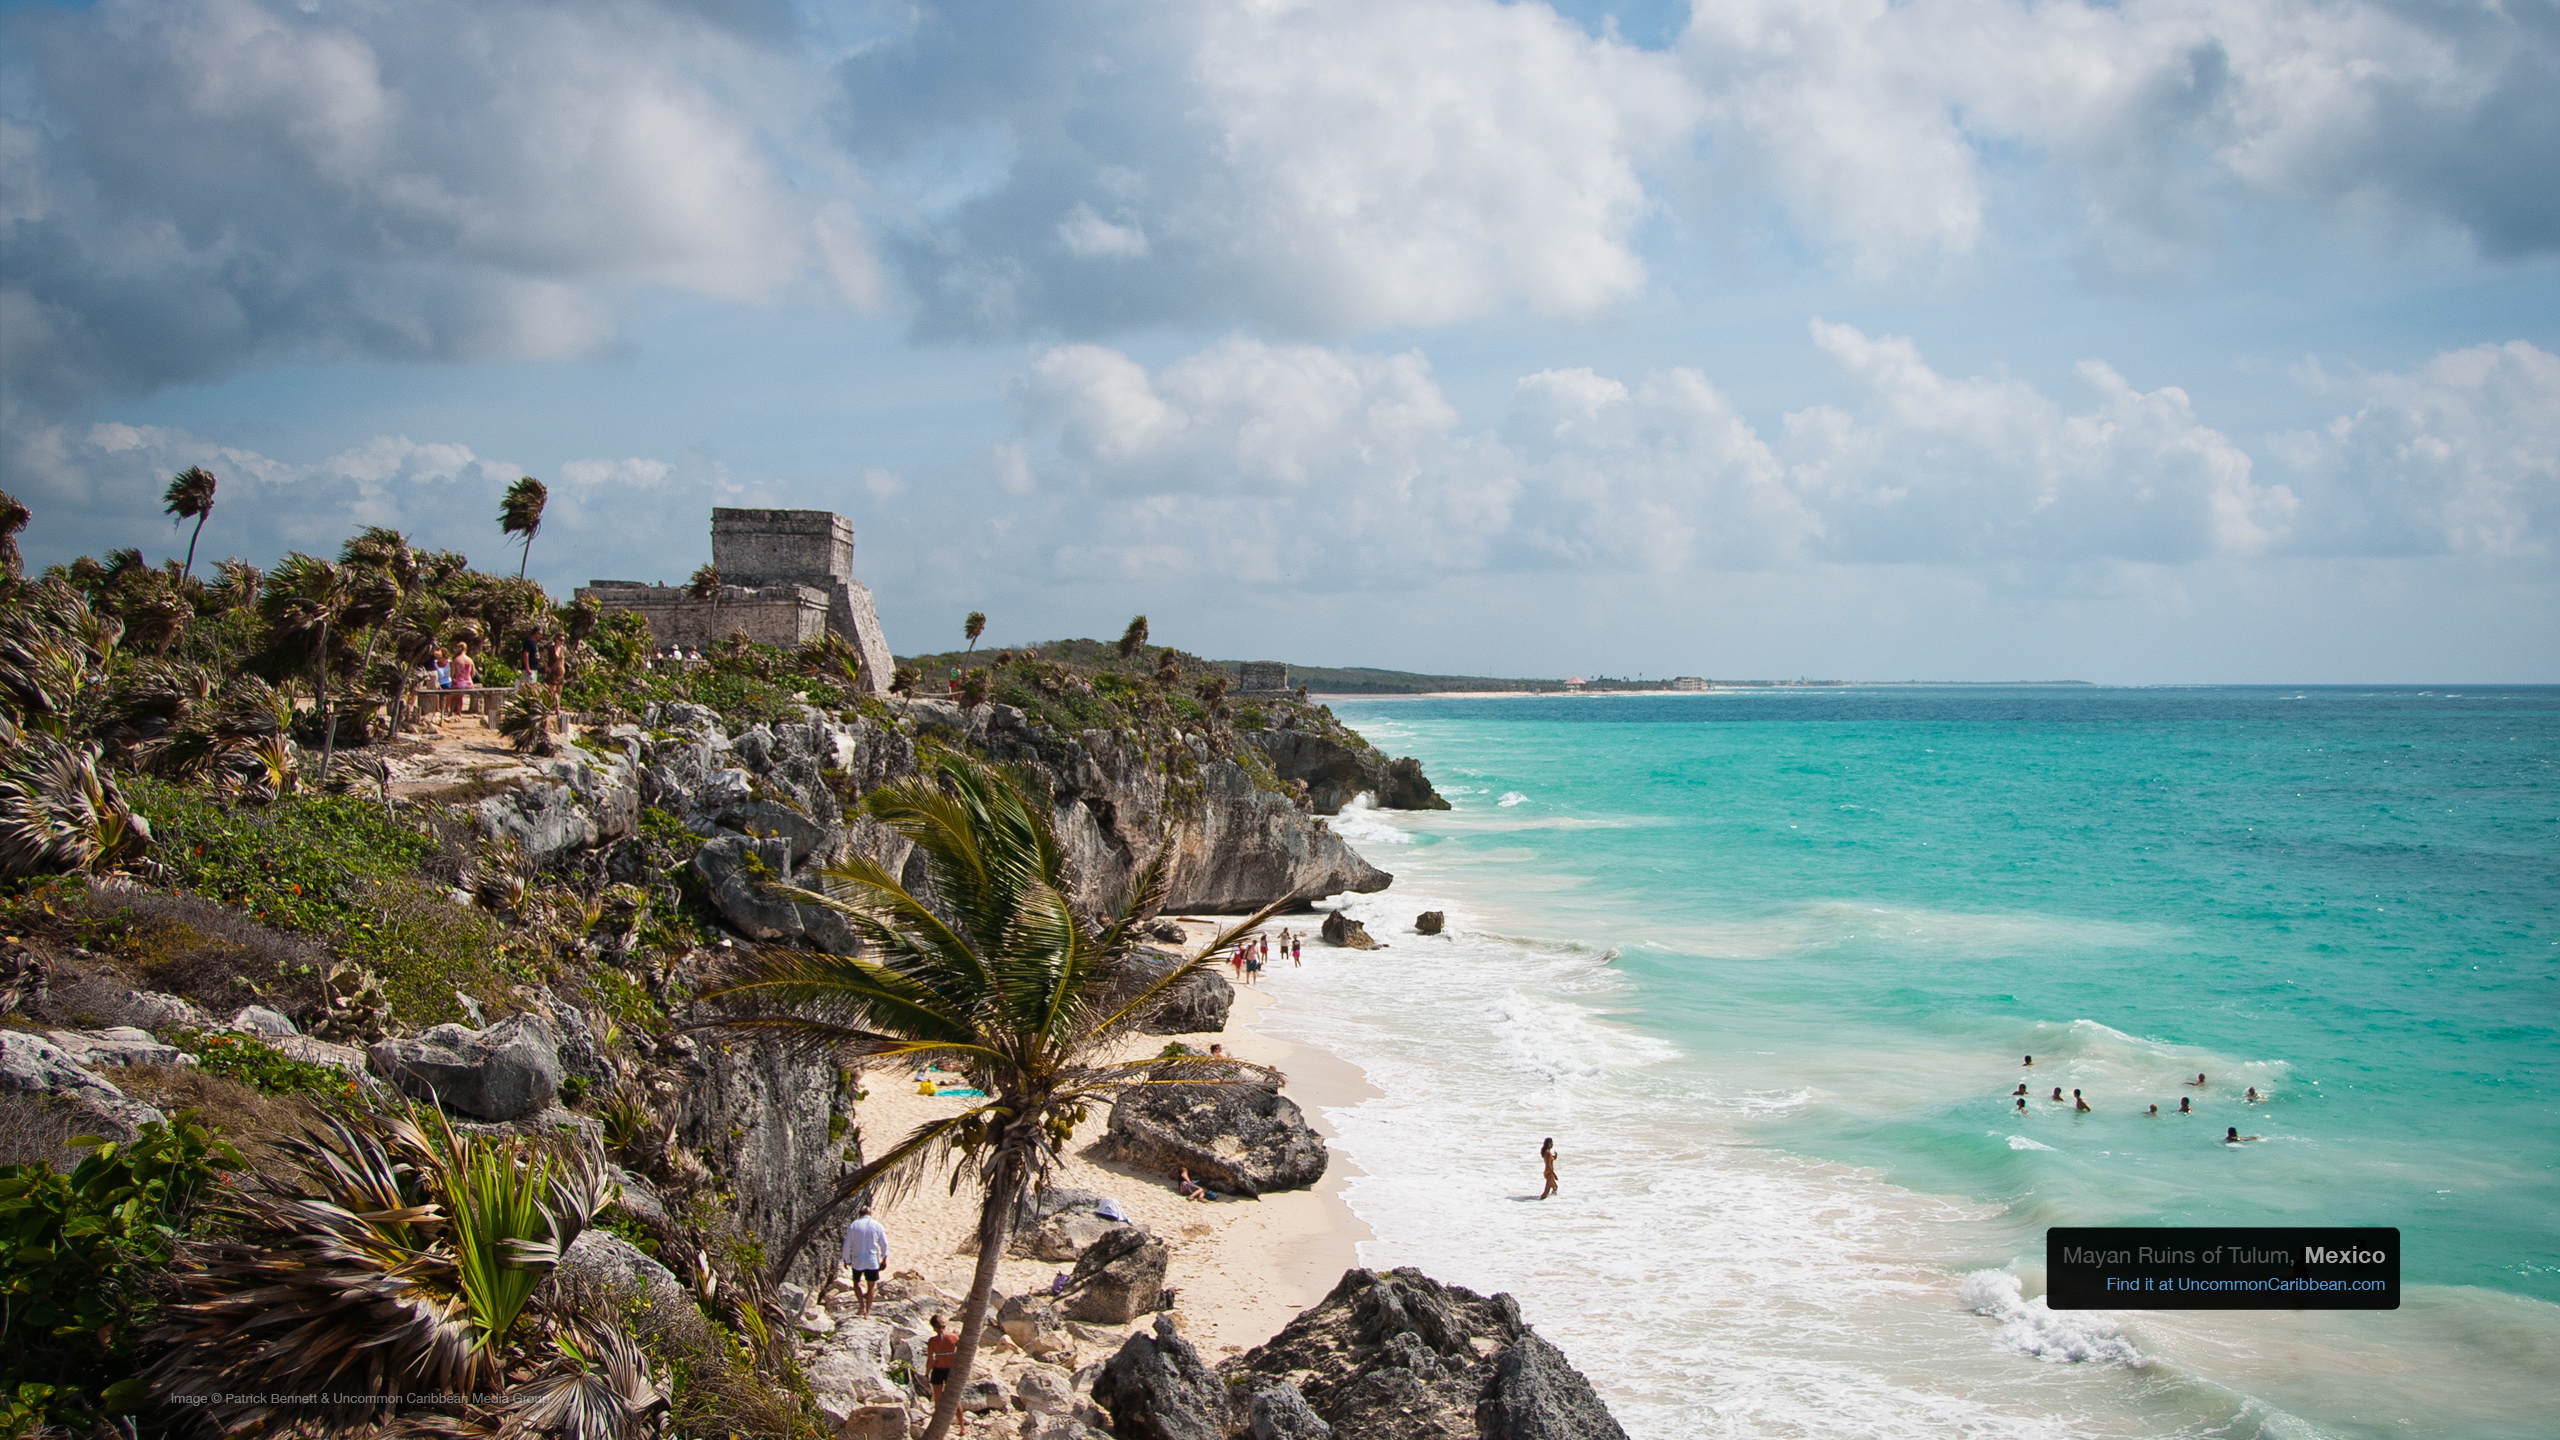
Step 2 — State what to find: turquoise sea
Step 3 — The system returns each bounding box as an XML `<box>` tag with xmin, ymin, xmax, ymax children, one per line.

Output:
<box><xmin>1245</xmin><ymin>688</ymin><xmax>2559</xmax><ymax>1439</ymax></box>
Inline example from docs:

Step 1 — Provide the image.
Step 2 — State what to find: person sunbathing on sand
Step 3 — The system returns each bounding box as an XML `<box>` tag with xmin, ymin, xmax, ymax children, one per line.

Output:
<box><xmin>2225</xmin><ymin>1128</ymin><xmax>2262</xmax><ymax>1143</ymax></box>
<box><xmin>1177</xmin><ymin>1167</ymin><xmax>1218</xmax><ymax>1201</ymax></box>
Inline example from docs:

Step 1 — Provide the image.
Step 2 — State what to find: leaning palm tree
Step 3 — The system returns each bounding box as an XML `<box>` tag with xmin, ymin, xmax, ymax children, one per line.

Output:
<box><xmin>500</xmin><ymin>475</ymin><xmax>549</xmax><ymax>581</ymax></box>
<box><xmin>708</xmin><ymin>757</ymin><xmax>1283</xmax><ymax>1440</ymax></box>
<box><xmin>0</xmin><ymin>487</ymin><xmax>28</xmax><ymax>580</ymax></box>
<box><xmin>1117</xmin><ymin>614</ymin><xmax>1149</xmax><ymax>658</ymax></box>
<box><xmin>963</xmin><ymin>611</ymin><xmax>987</xmax><ymax>656</ymax></box>
<box><xmin>162</xmin><ymin>465</ymin><xmax>218</xmax><ymax>581</ymax></box>
<box><xmin>260</xmin><ymin>553</ymin><xmax>355</xmax><ymax>779</ymax></box>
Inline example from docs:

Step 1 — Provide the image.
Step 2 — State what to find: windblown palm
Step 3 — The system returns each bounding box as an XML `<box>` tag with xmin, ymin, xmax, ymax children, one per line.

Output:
<box><xmin>500</xmin><ymin>475</ymin><xmax>548</xmax><ymax>581</ymax></box>
<box><xmin>710</xmin><ymin>756</ymin><xmax>1282</xmax><ymax>1440</ymax></box>
<box><xmin>260</xmin><ymin>554</ymin><xmax>356</xmax><ymax>778</ymax></box>
<box><xmin>163</xmin><ymin>465</ymin><xmax>218</xmax><ymax>581</ymax></box>
<box><xmin>964</xmin><ymin>610</ymin><xmax>986</xmax><ymax>655</ymax></box>
<box><xmin>0</xmin><ymin>486</ymin><xmax>30</xmax><ymax>580</ymax></box>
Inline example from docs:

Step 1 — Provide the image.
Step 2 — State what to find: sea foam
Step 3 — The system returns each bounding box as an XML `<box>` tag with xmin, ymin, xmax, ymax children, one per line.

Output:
<box><xmin>1958</xmin><ymin>1271</ymin><xmax>2147</xmax><ymax>1367</ymax></box>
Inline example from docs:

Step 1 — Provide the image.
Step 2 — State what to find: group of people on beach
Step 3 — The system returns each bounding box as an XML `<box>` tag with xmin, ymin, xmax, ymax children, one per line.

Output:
<box><xmin>1227</xmin><ymin>929</ymin><xmax>1302</xmax><ymax>986</ymax></box>
<box><xmin>2012</xmin><ymin>1055</ymin><xmax>2267</xmax><ymax>1142</ymax></box>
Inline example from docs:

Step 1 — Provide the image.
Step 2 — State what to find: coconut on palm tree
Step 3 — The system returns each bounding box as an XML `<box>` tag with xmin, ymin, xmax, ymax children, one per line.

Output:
<box><xmin>162</xmin><ymin>466</ymin><xmax>218</xmax><ymax>581</ymax></box>
<box><xmin>499</xmin><ymin>475</ymin><xmax>548</xmax><ymax>581</ymax></box>
<box><xmin>708</xmin><ymin>757</ymin><xmax>1284</xmax><ymax>1440</ymax></box>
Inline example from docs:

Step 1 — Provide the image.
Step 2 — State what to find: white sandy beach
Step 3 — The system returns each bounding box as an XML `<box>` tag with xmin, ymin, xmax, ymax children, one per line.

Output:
<box><xmin>847</xmin><ymin>920</ymin><xmax>1377</xmax><ymax>1355</ymax></box>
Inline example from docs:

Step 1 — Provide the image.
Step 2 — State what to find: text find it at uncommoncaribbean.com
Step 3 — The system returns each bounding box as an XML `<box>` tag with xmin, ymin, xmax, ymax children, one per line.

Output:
<box><xmin>2045</xmin><ymin>1227</ymin><xmax>2401</xmax><ymax>1310</ymax></box>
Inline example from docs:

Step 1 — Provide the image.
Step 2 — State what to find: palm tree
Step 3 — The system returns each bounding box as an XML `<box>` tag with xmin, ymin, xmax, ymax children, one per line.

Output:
<box><xmin>1118</xmin><ymin>614</ymin><xmax>1149</xmax><ymax>658</ymax></box>
<box><xmin>708</xmin><ymin>757</ymin><xmax>1283</xmax><ymax>1440</ymax></box>
<box><xmin>340</xmin><ymin>527</ymin><xmax>419</xmax><ymax>732</ymax></box>
<box><xmin>964</xmin><ymin>611</ymin><xmax>987</xmax><ymax>656</ymax></box>
<box><xmin>260</xmin><ymin>554</ymin><xmax>355</xmax><ymax>778</ymax></box>
<box><xmin>162</xmin><ymin>466</ymin><xmax>218</xmax><ymax>581</ymax></box>
<box><xmin>0</xmin><ymin>487</ymin><xmax>28</xmax><ymax>580</ymax></box>
<box><xmin>500</xmin><ymin>475</ymin><xmax>548</xmax><ymax>581</ymax></box>
<box><xmin>688</xmin><ymin>562</ymin><xmax>721</xmax><ymax>642</ymax></box>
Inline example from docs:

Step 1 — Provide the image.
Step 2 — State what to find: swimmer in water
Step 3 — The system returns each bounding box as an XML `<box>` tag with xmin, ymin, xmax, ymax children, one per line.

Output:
<box><xmin>2051</xmin><ymin>1087</ymin><xmax>2065</xmax><ymax>1102</ymax></box>
<box><xmin>2016</xmin><ymin>1096</ymin><xmax>2028</xmax><ymax>1114</ymax></box>
<box><xmin>2179</xmin><ymin>1097</ymin><xmax>2192</xmax><ymax>1114</ymax></box>
<box><xmin>2148</xmin><ymin>1103</ymin><xmax>2159</xmax><ymax>1116</ymax></box>
<box><xmin>2187</xmin><ymin>1073</ymin><xmax>2207</xmax><ymax>1087</ymax></box>
<box><xmin>2074</xmin><ymin>1090</ymin><xmax>2091</xmax><ymax>1113</ymax></box>
<box><xmin>2224</xmin><ymin>1127</ymin><xmax>2261</xmax><ymax>1143</ymax></box>
<box><xmin>2014</xmin><ymin>1083</ymin><xmax>2029</xmax><ymax>1097</ymax></box>
<box><xmin>2023</xmin><ymin>1055</ymin><xmax>2034</xmax><ymax>1067</ymax></box>
<box><xmin>2246</xmin><ymin>1087</ymin><xmax>2261</xmax><ymax>1103</ymax></box>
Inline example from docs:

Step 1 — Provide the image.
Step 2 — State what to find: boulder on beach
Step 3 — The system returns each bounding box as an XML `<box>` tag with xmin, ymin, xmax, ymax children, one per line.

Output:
<box><xmin>1095</xmin><ymin>1315</ymin><xmax>1230</xmax><ymax>1440</ymax></box>
<box><xmin>1320</xmin><ymin>912</ymin><xmax>1377</xmax><ymax>949</ymax></box>
<box><xmin>1063</xmin><ymin>1225</ymin><xmax>1172</xmax><ymax>1324</ymax></box>
<box><xmin>1219</xmin><ymin>1268</ymin><xmax>1629</xmax><ymax>1440</ymax></box>
<box><xmin>1414</xmin><ymin>911</ymin><xmax>1445</xmax><ymax>936</ymax></box>
<box><xmin>1105</xmin><ymin>1065</ymin><xmax>1328</xmax><ymax>1198</ymax></box>
<box><xmin>1131</xmin><ymin>954</ymin><xmax>1234</xmax><ymax>1035</ymax></box>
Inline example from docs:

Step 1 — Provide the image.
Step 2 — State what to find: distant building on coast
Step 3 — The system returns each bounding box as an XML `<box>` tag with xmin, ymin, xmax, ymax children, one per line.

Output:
<box><xmin>1237</xmin><ymin>661</ymin><xmax>1290</xmax><ymax>695</ymax></box>
<box><xmin>1563</xmin><ymin>676</ymin><xmax>1587</xmax><ymax>690</ymax></box>
<box><xmin>578</xmin><ymin>508</ymin><xmax>896</xmax><ymax>696</ymax></box>
<box><xmin>1669</xmin><ymin>676</ymin><xmax>1708</xmax><ymax>691</ymax></box>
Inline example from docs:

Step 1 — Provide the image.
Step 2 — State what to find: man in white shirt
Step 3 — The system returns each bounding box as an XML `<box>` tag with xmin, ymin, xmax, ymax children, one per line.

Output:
<box><xmin>840</xmin><ymin>1203</ymin><xmax>890</xmax><ymax>1317</ymax></box>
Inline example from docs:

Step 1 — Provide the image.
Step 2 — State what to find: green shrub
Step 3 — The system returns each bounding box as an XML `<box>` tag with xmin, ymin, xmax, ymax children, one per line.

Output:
<box><xmin>0</xmin><ymin>1113</ymin><xmax>236</xmax><ymax>1427</ymax></box>
<box><xmin>129</xmin><ymin>778</ymin><xmax>530</xmax><ymax>1025</ymax></box>
<box><xmin>174</xmin><ymin>1028</ymin><xmax>361</xmax><ymax>1099</ymax></box>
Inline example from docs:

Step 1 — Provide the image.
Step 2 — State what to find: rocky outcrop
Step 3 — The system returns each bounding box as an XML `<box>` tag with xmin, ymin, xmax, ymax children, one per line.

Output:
<box><xmin>1244</xmin><ymin>730</ymin><xmax>1449</xmax><ymax>815</ymax></box>
<box><xmin>641</xmin><ymin>702</ymin><xmax>1389</xmax><ymax>929</ymax></box>
<box><xmin>675</xmin><ymin>1028</ymin><xmax>853</xmax><ymax>1287</ymax></box>
<box><xmin>1320</xmin><ymin>913</ymin><xmax>1376</xmax><ymax>950</ymax></box>
<box><xmin>46</xmin><ymin>1026</ymin><xmax>185</xmax><ymax>1069</ymax></box>
<box><xmin>1130</xmin><ymin>953</ymin><xmax>1235</xmax><ymax>1035</ymax></box>
<box><xmin>1014</xmin><ymin>1187</ymin><xmax>1138</xmax><ymax>1262</ymax></box>
<box><xmin>1414</xmin><ymin>911</ymin><xmax>1445</xmax><ymax>936</ymax></box>
<box><xmin>1219</xmin><ymin>1269</ymin><xmax>1628</xmax><ymax>1440</ymax></box>
<box><xmin>367</xmin><ymin>1013</ymin><xmax>562</xmax><ymax>1121</ymax></box>
<box><xmin>1063</xmin><ymin>1224</ymin><xmax>1172</xmax><ymax>1324</ymax></box>
<box><xmin>0</xmin><ymin>1030</ymin><xmax>165</xmax><ymax>1138</ymax></box>
<box><xmin>477</xmin><ymin>743</ymin><xmax>641</xmax><ymax>862</ymax></box>
<box><xmin>1095</xmin><ymin>1315</ymin><xmax>1231</xmax><ymax>1440</ymax></box>
<box><xmin>1106</xmin><ymin>1067</ymin><xmax>1327</xmax><ymax>1198</ymax></box>
<box><xmin>555</xmin><ymin>1229</ymin><xmax>689</xmax><ymax>1312</ymax></box>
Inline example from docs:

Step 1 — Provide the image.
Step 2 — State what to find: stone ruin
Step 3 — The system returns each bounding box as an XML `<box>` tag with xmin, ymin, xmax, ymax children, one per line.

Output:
<box><xmin>578</xmin><ymin>509</ymin><xmax>895</xmax><ymax>696</ymax></box>
<box><xmin>1237</xmin><ymin>660</ymin><xmax>1289</xmax><ymax>695</ymax></box>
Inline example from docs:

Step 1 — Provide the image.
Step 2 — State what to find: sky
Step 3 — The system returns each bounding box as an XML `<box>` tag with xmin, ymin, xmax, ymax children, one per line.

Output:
<box><xmin>2</xmin><ymin>0</ymin><xmax>2555</xmax><ymax>683</ymax></box>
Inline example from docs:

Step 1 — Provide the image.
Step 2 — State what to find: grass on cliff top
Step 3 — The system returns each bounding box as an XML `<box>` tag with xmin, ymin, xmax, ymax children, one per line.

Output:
<box><xmin>118</xmin><ymin>778</ymin><xmax>529</xmax><ymax>1027</ymax></box>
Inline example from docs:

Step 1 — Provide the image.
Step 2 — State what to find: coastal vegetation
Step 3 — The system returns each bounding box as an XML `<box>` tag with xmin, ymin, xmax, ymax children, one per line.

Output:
<box><xmin>0</xmin><ymin>483</ymin><xmax>1449</xmax><ymax>1437</ymax></box>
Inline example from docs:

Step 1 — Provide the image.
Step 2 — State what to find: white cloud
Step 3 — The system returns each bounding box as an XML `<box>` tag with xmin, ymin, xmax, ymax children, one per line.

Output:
<box><xmin>3</xmin><ymin>421</ymin><xmax>762</xmax><ymax>587</ymax></box>
<box><xmin>2270</xmin><ymin>341</ymin><xmax>2560</xmax><ymax>557</ymax></box>
<box><xmin>1678</xmin><ymin>0</ymin><xmax>2560</xmax><ymax>272</ymax></box>
<box><xmin>849</xmin><ymin>0</ymin><xmax>1694</xmax><ymax>336</ymax></box>
<box><xmin>0</xmin><ymin>0</ymin><xmax>872</xmax><ymax>409</ymax></box>
<box><xmin>1000</xmin><ymin>327</ymin><xmax>2546</xmax><ymax>583</ymax></box>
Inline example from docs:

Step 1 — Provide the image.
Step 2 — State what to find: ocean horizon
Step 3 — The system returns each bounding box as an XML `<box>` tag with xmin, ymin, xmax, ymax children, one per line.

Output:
<box><xmin>1249</xmin><ymin>685</ymin><xmax>2558</xmax><ymax>1439</ymax></box>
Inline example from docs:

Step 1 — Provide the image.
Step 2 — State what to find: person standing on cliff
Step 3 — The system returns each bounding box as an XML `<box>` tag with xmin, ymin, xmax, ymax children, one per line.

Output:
<box><xmin>840</xmin><ymin>1203</ymin><xmax>890</xmax><ymax>1317</ymax></box>
<box><xmin>1539</xmin><ymin>1137</ymin><xmax>1558</xmax><ymax>1199</ymax></box>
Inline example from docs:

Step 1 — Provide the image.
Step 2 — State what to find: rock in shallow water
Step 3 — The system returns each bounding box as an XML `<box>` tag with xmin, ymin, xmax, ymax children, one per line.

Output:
<box><xmin>1320</xmin><ymin>912</ymin><xmax>1377</xmax><ymax>949</ymax></box>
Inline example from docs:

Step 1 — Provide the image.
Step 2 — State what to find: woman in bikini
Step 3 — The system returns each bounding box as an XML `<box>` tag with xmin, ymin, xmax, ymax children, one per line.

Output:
<box><xmin>1539</xmin><ymin>1138</ymin><xmax>1558</xmax><ymax>1199</ymax></box>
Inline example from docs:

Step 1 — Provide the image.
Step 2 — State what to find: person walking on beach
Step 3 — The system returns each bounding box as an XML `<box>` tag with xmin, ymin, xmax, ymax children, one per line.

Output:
<box><xmin>1539</xmin><ymin>1138</ymin><xmax>1558</xmax><ymax>1199</ymax></box>
<box><xmin>1245</xmin><ymin>947</ymin><xmax>1262</xmax><ymax>986</ymax></box>
<box><xmin>840</xmin><ymin>1203</ymin><xmax>889</xmax><ymax>1317</ymax></box>
<box><xmin>1231</xmin><ymin>947</ymin><xmax>1247</xmax><ymax>983</ymax></box>
<box><xmin>1291</xmin><ymin>934</ymin><xmax>1301</xmax><ymax>966</ymax></box>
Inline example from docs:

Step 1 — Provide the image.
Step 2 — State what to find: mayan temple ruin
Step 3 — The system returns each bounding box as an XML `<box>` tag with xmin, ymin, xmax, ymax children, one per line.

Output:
<box><xmin>578</xmin><ymin>508</ymin><xmax>896</xmax><ymax>695</ymax></box>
